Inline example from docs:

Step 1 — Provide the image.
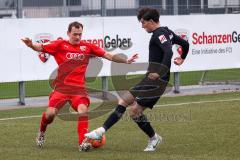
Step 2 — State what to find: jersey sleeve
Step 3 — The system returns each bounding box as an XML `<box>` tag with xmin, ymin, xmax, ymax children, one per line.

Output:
<box><xmin>42</xmin><ymin>40</ymin><xmax>61</xmax><ymax>55</ymax></box>
<box><xmin>89</xmin><ymin>43</ymin><xmax>106</xmax><ymax>57</ymax></box>
<box><xmin>154</xmin><ymin>33</ymin><xmax>173</xmax><ymax>69</ymax></box>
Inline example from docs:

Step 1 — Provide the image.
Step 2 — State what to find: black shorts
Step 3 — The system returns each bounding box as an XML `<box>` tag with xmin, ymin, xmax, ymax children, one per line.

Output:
<box><xmin>130</xmin><ymin>76</ymin><xmax>168</xmax><ymax>109</ymax></box>
<box><xmin>136</xmin><ymin>96</ymin><xmax>160</xmax><ymax>109</ymax></box>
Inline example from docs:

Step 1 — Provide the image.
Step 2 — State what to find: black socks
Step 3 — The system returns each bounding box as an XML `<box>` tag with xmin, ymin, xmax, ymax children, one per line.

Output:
<box><xmin>103</xmin><ymin>105</ymin><xmax>126</xmax><ymax>131</ymax></box>
<box><xmin>132</xmin><ymin>114</ymin><xmax>155</xmax><ymax>138</ymax></box>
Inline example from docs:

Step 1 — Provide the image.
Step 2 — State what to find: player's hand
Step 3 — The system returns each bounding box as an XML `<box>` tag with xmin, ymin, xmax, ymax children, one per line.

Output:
<box><xmin>126</xmin><ymin>54</ymin><xmax>138</xmax><ymax>64</ymax></box>
<box><xmin>148</xmin><ymin>72</ymin><xmax>160</xmax><ymax>80</ymax></box>
<box><xmin>21</xmin><ymin>37</ymin><xmax>33</xmax><ymax>48</ymax></box>
<box><xmin>174</xmin><ymin>57</ymin><xmax>184</xmax><ymax>65</ymax></box>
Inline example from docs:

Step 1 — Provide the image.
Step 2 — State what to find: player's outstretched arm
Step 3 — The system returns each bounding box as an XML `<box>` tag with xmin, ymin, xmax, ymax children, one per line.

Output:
<box><xmin>21</xmin><ymin>37</ymin><xmax>43</xmax><ymax>52</ymax></box>
<box><xmin>103</xmin><ymin>52</ymin><xmax>138</xmax><ymax>64</ymax></box>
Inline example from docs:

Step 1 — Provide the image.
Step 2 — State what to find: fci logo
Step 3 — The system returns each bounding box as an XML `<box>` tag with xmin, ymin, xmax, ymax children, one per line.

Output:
<box><xmin>80</xmin><ymin>46</ymin><xmax>86</xmax><ymax>51</ymax></box>
<box><xmin>174</xmin><ymin>29</ymin><xmax>189</xmax><ymax>55</ymax></box>
<box><xmin>34</xmin><ymin>33</ymin><xmax>53</xmax><ymax>63</ymax></box>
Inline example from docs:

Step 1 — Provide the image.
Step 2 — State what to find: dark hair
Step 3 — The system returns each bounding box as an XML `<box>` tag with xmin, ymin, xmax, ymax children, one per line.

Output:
<box><xmin>137</xmin><ymin>7</ymin><xmax>160</xmax><ymax>23</ymax></box>
<box><xmin>68</xmin><ymin>21</ymin><xmax>83</xmax><ymax>32</ymax></box>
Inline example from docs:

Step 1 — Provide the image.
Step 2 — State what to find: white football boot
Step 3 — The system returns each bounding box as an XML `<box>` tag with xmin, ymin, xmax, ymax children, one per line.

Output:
<box><xmin>84</xmin><ymin>127</ymin><xmax>105</xmax><ymax>140</ymax></box>
<box><xmin>143</xmin><ymin>133</ymin><xmax>162</xmax><ymax>152</ymax></box>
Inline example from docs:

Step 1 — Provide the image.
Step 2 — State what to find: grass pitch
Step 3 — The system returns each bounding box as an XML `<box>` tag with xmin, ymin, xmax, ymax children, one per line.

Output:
<box><xmin>0</xmin><ymin>92</ymin><xmax>240</xmax><ymax>160</ymax></box>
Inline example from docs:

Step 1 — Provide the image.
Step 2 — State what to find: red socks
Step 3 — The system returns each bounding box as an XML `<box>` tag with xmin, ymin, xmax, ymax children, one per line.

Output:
<box><xmin>77</xmin><ymin>115</ymin><xmax>88</xmax><ymax>145</ymax></box>
<box><xmin>40</xmin><ymin>112</ymin><xmax>89</xmax><ymax>145</ymax></box>
<box><xmin>40</xmin><ymin>112</ymin><xmax>54</xmax><ymax>132</ymax></box>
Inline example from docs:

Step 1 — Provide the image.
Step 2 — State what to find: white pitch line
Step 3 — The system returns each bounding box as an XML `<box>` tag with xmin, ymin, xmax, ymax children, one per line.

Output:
<box><xmin>155</xmin><ymin>98</ymin><xmax>240</xmax><ymax>107</ymax></box>
<box><xmin>0</xmin><ymin>115</ymin><xmax>41</xmax><ymax>121</ymax></box>
<box><xmin>0</xmin><ymin>98</ymin><xmax>240</xmax><ymax>121</ymax></box>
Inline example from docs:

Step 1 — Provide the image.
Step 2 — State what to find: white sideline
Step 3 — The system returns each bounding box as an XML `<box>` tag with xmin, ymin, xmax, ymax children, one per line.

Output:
<box><xmin>0</xmin><ymin>98</ymin><xmax>240</xmax><ymax>121</ymax></box>
<box><xmin>155</xmin><ymin>98</ymin><xmax>240</xmax><ymax>107</ymax></box>
<box><xmin>0</xmin><ymin>115</ymin><xmax>41</xmax><ymax>121</ymax></box>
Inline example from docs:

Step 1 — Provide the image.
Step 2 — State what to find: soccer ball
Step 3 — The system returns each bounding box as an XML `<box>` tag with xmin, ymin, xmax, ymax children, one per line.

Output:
<box><xmin>88</xmin><ymin>134</ymin><xmax>106</xmax><ymax>148</ymax></box>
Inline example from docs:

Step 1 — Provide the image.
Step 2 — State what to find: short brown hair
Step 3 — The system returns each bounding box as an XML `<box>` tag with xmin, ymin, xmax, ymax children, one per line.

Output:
<box><xmin>68</xmin><ymin>21</ymin><xmax>83</xmax><ymax>32</ymax></box>
<box><xmin>137</xmin><ymin>7</ymin><xmax>160</xmax><ymax>23</ymax></box>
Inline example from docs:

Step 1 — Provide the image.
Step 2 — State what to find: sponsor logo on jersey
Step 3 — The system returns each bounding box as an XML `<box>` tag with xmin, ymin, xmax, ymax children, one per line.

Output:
<box><xmin>158</xmin><ymin>35</ymin><xmax>167</xmax><ymax>44</ymax></box>
<box><xmin>80</xmin><ymin>46</ymin><xmax>86</xmax><ymax>51</ymax></box>
<box><xmin>63</xmin><ymin>44</ymin><xmax>69</xmax><ymax>49</ymax></box>
<box><xmin>34</xmin><ymin>33</ymin><xmax>53</xmax><ymax>63</ymax></box>
<box><xmin>66</xmin><ymin>52</ymin><xmax>85</xmax><ymax>60</ymax></box>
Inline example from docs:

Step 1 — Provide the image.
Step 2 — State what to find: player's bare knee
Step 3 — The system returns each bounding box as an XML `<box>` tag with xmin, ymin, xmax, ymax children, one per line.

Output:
<box><xmin>46</xmin><ymin>108</ymin><xmax>58</xmax><ymax>120</ymax></box>
<box><xmin>118</xmin><ymin>98</ymin><xmax>134</xmax><ymax>107</ymax></box>
<box><xmin>118</xmin><ymin>98</ymin><xmax>128</xmax><ymax>107</ymax></box>
<box><xmin>129</xmin><ymin>106</ymin><xmax>141</xmax><ymax>118</ymax></box>
<box><xmin>77</xmin><ymin>104</ymin><xmax>88</xmax><ymax>117</ymax></box>
<box><xmin>129</xmin><ymin>110</ymin><xmax>137</xmax><ymax>118</ymax></box>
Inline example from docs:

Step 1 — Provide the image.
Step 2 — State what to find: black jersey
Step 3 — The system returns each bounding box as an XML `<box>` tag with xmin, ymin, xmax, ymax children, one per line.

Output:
<box><xmin>148</xmin><ymin>27</ymin><xmax>189</xmax><ymax>81</ymax></box>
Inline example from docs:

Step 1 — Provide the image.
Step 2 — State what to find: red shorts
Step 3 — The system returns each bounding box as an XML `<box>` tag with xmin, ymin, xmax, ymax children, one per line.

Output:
<box><xmin>48</xmin><ymin>91</ymin><xmax>90</xmax><ymax>112</ymax></box>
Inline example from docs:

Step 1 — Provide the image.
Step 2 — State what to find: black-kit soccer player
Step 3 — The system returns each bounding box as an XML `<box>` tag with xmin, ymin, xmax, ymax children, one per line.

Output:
<box><xmin>85</xmin><ymin>7</ymin><xmax>189</xmax><ymax>151</ymax></box>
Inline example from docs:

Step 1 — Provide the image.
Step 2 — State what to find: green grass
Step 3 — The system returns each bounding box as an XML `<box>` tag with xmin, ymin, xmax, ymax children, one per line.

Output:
<box><xmin>173</xmin><ymin>68</ymin><xmax>240</xmax><ymax>86</ymax></box>
<box><xmin>0</xmin><ymin>92</ymin><xmax>240</xmax><ymax>160</ymax></box>
<box><xmin>0</xmin><ymin>69</ymin><xmax>239</xmax><ymax>99</ymax></box>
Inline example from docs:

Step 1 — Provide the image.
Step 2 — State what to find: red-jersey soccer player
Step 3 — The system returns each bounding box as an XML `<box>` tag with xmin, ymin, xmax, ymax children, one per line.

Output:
<box><xmin>21</xmin><ymin>21</ymin><xmax>138</xmax><ymax>151</ymax></box>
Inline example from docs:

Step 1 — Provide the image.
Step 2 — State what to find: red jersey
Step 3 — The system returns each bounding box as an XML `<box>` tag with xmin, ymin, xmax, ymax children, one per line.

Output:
<box><xmin>42</xmin><ymin>39</ymin><xmax>105</xmax><ymax>94</ymax></box>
